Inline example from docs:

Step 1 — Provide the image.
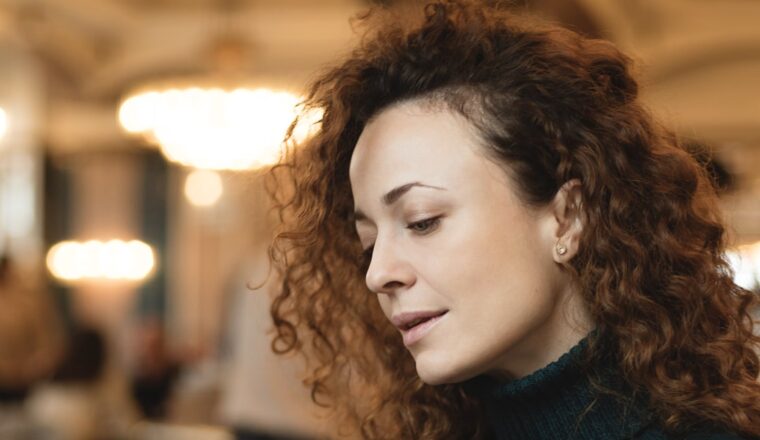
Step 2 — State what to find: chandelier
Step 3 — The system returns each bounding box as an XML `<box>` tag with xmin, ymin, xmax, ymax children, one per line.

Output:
<box><xmin>117</xmin><ymin>83</ymin><xmax>321</xmax><ymax>170</ymax></box>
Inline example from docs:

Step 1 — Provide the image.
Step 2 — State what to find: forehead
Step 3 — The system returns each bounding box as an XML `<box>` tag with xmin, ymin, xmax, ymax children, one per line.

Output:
<box><xmin>348</xmin><ymin>101</ymin><xmax>486</xmax><ymax>190</ymax></box>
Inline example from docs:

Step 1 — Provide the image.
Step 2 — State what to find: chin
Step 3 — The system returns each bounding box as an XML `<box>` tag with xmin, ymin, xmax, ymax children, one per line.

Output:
<box><xmin>416</xmin><ymin>369</ymin><xmax>452</xmax><ymax>385</ymax></box>
<box><xmin>414</xmin><ymin>353</ymin><xmax>479</xmax><ymax>385</ymax></box>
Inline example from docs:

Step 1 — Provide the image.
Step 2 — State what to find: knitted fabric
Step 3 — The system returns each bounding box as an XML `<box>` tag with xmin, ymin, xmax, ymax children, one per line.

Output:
<box><xmin>466</xmin><ymin>334</ymin><xmax>749</xmax><ymax>439</ymax></box>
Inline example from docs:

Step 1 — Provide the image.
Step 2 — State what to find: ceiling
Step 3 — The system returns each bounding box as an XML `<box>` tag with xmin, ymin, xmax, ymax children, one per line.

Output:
<box><xmin>0</xmin><ymin>0</ymin><xmax>759</xmax><ymax>240</ymax></box>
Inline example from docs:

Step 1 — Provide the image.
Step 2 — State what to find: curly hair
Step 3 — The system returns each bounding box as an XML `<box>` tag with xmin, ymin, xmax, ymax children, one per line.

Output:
<box><xmin>265</xmin><ymin>1</ymin><xmax>760</xmax><ymax>438</ymax></box>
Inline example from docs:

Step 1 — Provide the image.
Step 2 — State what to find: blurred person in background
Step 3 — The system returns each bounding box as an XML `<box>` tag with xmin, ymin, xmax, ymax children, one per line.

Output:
<box><xmin>266</xmin><ymin>1</ymin><xmax>760</xmax><ymax>438</ymax></box>
<box><xmin>0</xmin><ymin>254</ymin><xmax>63</xmax><ymax>439</ymax></box>
<box><xmin>28</xmin><ymin>325</ymin><xmax>109</xmax><ymax>440</ymax></box>
<box><xmin>27</xmin><ymin>323</ymin><xmax>140</xmax><ymax>440</ymax></box>
<box><xmin>130</xmin><ymin>316</ymin><xmax>181</xmax><ymax>421</ymax></box>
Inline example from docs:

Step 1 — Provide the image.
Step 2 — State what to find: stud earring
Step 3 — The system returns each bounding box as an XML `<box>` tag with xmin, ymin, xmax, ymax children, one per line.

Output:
<box><xmin>556</xmin><ymin>243</ymin><xmax>567</xmax><ymax>255</ymax></box>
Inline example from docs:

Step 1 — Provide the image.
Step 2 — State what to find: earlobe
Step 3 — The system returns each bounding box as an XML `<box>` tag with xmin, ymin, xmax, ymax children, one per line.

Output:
<box><xmin>555</xmin><ymin>243</ymin><xmax>568</xmax><ymax>256</ymax></box>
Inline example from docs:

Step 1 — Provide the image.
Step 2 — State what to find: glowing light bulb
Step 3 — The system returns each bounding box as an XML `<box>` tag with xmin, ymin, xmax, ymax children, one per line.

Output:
<box><xmin>47</xmin><ymin>239</ymin><xmax>155</xmax><ymax>283</ymax></box>
<box><xmin>184</xmin><ymin>169</ymin><xmax>223</xmax><ymax>207</ymax></box>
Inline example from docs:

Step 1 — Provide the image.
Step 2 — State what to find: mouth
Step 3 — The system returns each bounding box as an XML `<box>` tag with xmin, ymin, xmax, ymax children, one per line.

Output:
<box><xmin>391</xmin><ymin>310</ymin><xmax>449</xmax><ymax>346</ymax></box>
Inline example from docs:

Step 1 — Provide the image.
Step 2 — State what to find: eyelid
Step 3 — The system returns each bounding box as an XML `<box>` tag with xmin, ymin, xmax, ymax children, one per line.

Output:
<box><xmin>406</xmin><ymin>215</ymin><xmax>442</xmax><ymax>233</ymax></box>
<box><xmin>357</xmin><ymin>213</ymin><xmax>442</xmax><ymax>246</ymax></box>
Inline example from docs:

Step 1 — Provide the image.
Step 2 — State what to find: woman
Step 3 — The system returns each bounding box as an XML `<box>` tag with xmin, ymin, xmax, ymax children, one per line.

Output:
<box><xmin>265</xmin><ymin>1</ymin><xmax>760</xmax><ymax>438</ymax></box>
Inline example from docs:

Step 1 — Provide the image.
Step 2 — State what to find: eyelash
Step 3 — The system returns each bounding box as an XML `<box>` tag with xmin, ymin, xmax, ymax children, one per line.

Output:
<box><xmin>406</xmin><ymin>216</ymin><xmax>441</xmax><ymax>234</ymax></box>
<box><xmin>359</xmin><ymin>216</ymin><xmax>442</xmax><ymax>269</ymax></box>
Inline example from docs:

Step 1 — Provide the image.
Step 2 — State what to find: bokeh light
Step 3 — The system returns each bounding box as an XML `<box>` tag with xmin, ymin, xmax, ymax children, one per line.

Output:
<box><xmin>184</xmin><ymin>169</ymin><xmax>223</xmax><ymax>207</ymax></box>
<box><xmin>118</xmin><ymin>87</ymin><xmax>322</xmax><ymax>170</ymax></box>
<box><xmin>726</xmin><ymin>242</ymin><xmax>760</xmax><ymax>291</ymax></box>
<box><xmin>0</xmin><ymin>107</ymin><xmax>8</xmax><ymax>140</ymax></box>
<box><xmin>46</xmin><ymin>239</ymin><xmax>155</xmax><ymax>282</ymax></box>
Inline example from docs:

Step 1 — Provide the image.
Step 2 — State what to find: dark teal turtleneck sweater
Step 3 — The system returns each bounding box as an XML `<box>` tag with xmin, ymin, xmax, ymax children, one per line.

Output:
<box><xmin>467</xmin><ymin>334</ymin><xmax>751</xmax><ymax>440</ymax></box>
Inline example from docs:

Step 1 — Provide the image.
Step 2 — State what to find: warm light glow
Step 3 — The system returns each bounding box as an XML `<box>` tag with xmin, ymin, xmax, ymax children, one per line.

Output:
<box><xmin>0</xmin><ymin>107</ymin><xmax>7</xmax><ymax>140</ymax></box>
<box><xmin>184</xmin><ymin>169</ymin><xmax>223</xmax><ymax>207</ymax></box>
<box><xmin>726</xmin><ymin>241</ymin><xmax>760</xmax><ymax>290</ymax></box>
<box><xmin>118</xmin><ymin>86</ymin><xmax>322</xmax><ymax>170</ymax></box>
<box><xmin>47</xmin><ymin>239</ymin><xmax>155</xmax><ymax>283</ymax></box>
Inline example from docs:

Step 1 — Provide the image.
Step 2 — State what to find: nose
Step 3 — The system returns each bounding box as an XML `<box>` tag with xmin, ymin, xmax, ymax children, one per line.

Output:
<box><xmin>365</xmin><ymin>237</ymin><xmax>416</xmax><ymax>295</ymax></box>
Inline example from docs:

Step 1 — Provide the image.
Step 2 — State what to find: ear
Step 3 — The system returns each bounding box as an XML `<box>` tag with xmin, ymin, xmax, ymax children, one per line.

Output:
<box><xmin>551</xmin><ymin>179</ymin><xmax>583</xmax><ymax>262</ymax></box>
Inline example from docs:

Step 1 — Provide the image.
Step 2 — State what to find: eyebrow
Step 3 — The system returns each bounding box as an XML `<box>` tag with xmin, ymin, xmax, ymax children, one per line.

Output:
<box><xmin>353</xmin><ymin>182</ymin><xmax>446</xmax><ymax>222</ymax></box>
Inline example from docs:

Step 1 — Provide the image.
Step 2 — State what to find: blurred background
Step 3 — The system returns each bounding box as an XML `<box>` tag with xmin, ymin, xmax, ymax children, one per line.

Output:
<box><xmin>0</xmin><ymin>0</ymin><xmax>758</xmax><ymax>439</ymax></box>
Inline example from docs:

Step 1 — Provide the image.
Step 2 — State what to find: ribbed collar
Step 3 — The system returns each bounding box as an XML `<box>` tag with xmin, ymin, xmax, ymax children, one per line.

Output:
<box><xmin>466</xmin><ymin>333</ymin><xmax>655</xmax><ymax>440</ymax></box>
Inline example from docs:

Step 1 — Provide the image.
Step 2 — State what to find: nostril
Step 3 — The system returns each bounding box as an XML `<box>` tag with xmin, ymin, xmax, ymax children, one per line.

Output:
<box><xmin>382</xmin><ymin>280</ymin><xmax>405</xmax><ymax>290</ymax></box>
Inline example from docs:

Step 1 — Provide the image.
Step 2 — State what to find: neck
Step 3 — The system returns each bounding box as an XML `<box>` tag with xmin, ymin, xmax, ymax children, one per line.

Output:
<box><xmin>488</xmin><ymin>288</ymin><xmax>594</xmax><ymax>379</ymax></box>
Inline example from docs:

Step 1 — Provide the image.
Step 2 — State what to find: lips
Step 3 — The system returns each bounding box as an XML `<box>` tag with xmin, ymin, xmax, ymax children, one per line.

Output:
<box><xmin>391</xmin><ymin>310</ymin><xmax>448</xmax><ymax>346</ymax></box>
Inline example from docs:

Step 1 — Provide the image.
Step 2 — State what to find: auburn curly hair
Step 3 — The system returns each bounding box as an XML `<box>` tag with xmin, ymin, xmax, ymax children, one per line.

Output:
<box><xmin>265</xmin><ymin>1</ymin><xmax>760</xmax><ymax>438</ymax></box>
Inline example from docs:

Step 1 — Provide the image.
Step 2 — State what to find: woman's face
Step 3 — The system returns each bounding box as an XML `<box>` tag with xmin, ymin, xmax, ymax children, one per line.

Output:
<box><xmin>349</xmin><ymin>100</ymin><xmax>588</xmax><ymax>385</ymax></box>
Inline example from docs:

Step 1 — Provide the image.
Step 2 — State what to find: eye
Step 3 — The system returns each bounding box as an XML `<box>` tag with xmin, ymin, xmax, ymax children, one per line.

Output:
<box><xmin>407</xmin><ymin>216</ymin><xmax>441</xmax><ymax>234</ymax></box>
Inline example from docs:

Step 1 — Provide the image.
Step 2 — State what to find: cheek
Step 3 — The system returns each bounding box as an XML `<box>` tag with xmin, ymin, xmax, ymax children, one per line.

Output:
<box><xmin>425</xmin><ymin>213</ymin><xmax>552</xmax><ymax>305</ymax></box>
<box><xmin>377</xmin><ymin>295</ymin><xmax>393</xmax><ymax>318</ymax></box>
